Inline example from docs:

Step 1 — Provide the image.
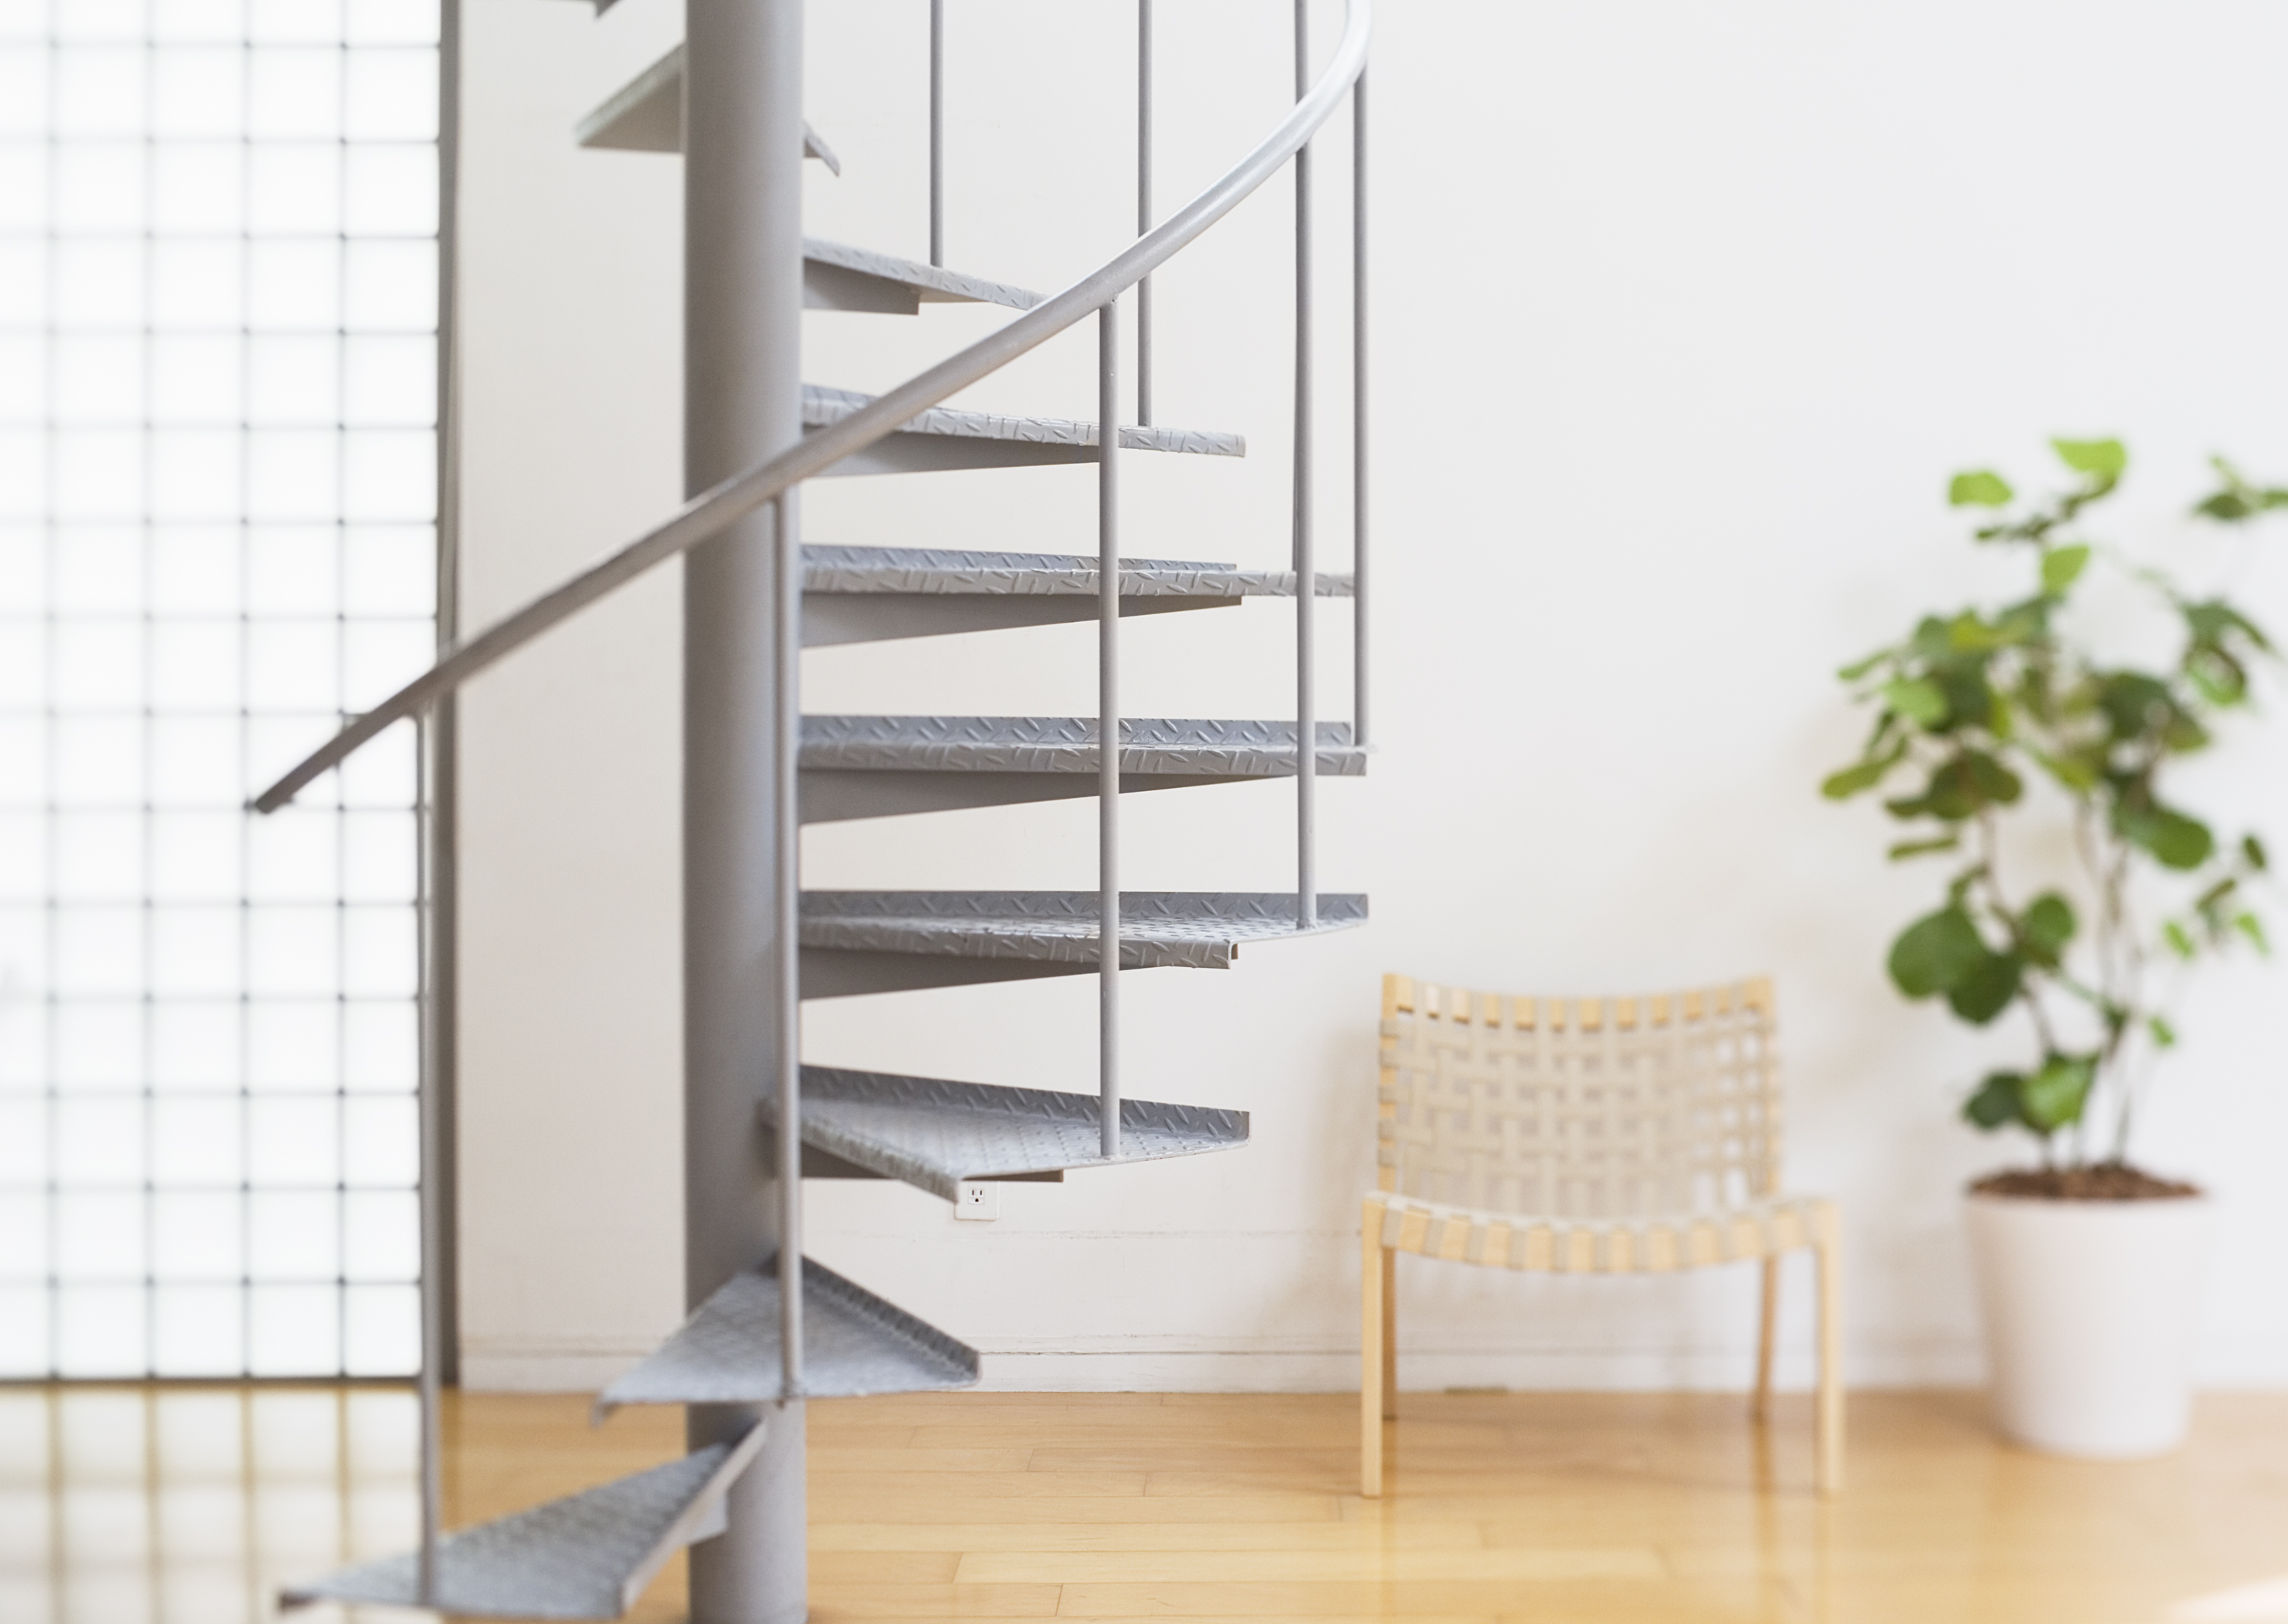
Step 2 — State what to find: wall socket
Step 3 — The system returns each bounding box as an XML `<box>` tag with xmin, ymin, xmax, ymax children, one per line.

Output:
<box><xmin>954</xmin><ymin>1182</ymin><xmax>999</xmax><ymax>1221</ymax></box>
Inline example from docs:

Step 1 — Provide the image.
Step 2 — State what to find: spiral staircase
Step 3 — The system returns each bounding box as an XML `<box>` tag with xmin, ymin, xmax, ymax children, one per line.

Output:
<box><xmin>271</xmin><ymin>2</ymin><xmax>1373</xmax><ymax>1618</ymax></box>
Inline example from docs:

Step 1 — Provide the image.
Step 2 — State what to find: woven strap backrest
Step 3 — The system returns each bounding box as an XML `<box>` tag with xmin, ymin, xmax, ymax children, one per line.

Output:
<box><xmin>1377</xmin><ymin>975</ymin><xmax>1782</xmax><ymax>1218</ymax></box>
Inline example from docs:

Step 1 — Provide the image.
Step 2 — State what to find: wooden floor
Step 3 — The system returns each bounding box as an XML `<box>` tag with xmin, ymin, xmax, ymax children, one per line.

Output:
<box><xmin>6</xmin><ymin>1386</ymin><xmax>2288</xmax><ymax>1623</ymax></box>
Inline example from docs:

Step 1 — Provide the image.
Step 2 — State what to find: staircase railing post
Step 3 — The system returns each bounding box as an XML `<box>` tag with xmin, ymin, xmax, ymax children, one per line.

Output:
<box><xmin>1099</xmin><ymin>302</ymin><xmax>1122</xmax><ymax>1159</ymax></box>
<box><xmin>1293</xmin><ymin>0</ymin><xmax>1317</xmax><ymax>931</ymax></box>
<box><xmin>414</xmin><ymin>711</ymin><xmax>444</xmax><ymax>1608</ymax></box>
<box><xmin>1136</xmin><ymin>0</ymin><xmax>1153</xmax><ymax>426</ymax></box>
<box><xmin>928</xmin><ymin>0</ymin><xmax>945</xmax><ymax>266</ymax></box>
<box><xmin>772</xmin><ymin>489</ymin><xmax>803</xmax><ymax>1398</ymax></box>
<box><xmin>1351</xmin><ymin>67</ymin><xmax>1368</xmax><ymax>750</ymax></box>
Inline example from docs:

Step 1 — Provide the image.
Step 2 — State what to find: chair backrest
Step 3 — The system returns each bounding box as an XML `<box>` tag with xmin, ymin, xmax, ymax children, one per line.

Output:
<box><xmin>1377</xmin><ymin>974</ymin><xmax>1782</xmax><ymax>1218</ymax></box>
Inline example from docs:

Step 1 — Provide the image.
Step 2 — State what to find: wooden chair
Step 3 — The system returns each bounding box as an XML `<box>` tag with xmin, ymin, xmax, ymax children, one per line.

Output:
<box><xmin>1361</xmin><ymin>973</ymin><xmax>1843</xmax><ymax>1496</ymax></box>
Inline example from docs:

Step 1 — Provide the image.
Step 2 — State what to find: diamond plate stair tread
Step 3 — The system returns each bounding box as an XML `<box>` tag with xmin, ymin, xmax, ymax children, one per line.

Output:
<box><xmin>280</xmin><ymin>1429</ymin><xmax>766</xmax><ymax>1620</ymax></box>
<box><xmin>574</xmin><ymin>44</ymin><xmax>837</xmax><ymax>171</ymax></box>
<box><xmin>800</xmin><ymin>890</ymin><xmax>1367</xmax><ymax>970</ymax></box>
<box><xmin>802</xmin><ymin>544</ymin><xmax>1352</xmax><ymax>598</ymax></box>
<box><xmin>787</xmin><ymin>1066</ymin><xmax>1248</xmax><ymax>1201</ymax></box>
<box><xmin>597</xmin><ymin>1255</ymin><xmax>980</xmax><ymax>1415</ymax></box>
<box><xmin>804</xmin><ymin>237</ymin><xmax>1039</xmax><ymax>310</ymax></box>
<box><xmin>802</xmin><ymin>717</ymin><xmax>1363</xmax><ymax>776</ymax></box>
<box><xmin>804</xmin><ymin>385</ymin><xmax>1243</xmax><ymax>458</ymax></box>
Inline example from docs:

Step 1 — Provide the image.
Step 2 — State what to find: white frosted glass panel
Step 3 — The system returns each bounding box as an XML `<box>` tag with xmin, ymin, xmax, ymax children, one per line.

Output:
<box><xmin>343</xmin><ymin>145</ymin><xmax>435</xmax><ymax>237</ymax></box>
<box><xmin>341</xmin><ymin>1002</ymin><xmax>413</xmax><ymax>1094</ymax></box>
<box><xmin>148</xmin><ymin>526</ymin><xmax>240</xmax><ymax>615</ymax></box>
<box><xmin>0</xmin><ymin>432</ymin><xmax>47</xmax><ymax>520</ymax></box>
<box><xmin>152</xmin><ymin>1194</ymin><xmax>241</xmax><ymax>1279</ymax></box>
<box><xmin>150</xmin><ymin>239</ymin><xmax>242</xmax><ymax>329</ymax></box>
<box><xmin>345</xmin><ymin>50</ymin><xmax>437</xmax><ymax>140</ymax></box>
<box><xmin>0</xmin><ymin>238</ymin><xmax>46</xmax><ymax>325</ymax></box>
<box><xmin>0</xmin><ymin>143</ymin><xmax>47</xmax><ymax>232</ymax></box>
<box><xmin>53</xmin><ymin>337</ymin><xmax>141</xmax><ymax>423</ymax></box>
<box><xmin>341</xmin><ymin>1094</ymin><xmax>414</xmax><ymax>1186</ymax></box>
<box><xmin>55</xmin><ymin>1094</ymin><xmax>143</xmax><ymax>1184</ymax></box>
<box><xmin>343</xmin><ymin>620</ymin><xmax>431</xmax><ymax>709</ymax></box>
<box><xmin>53</xmin><ymin>143</ymin><xmax>144</xmax><ymax>233</ymax></box>
<box><xmin>52</xmin><ymin>1004</ymin><xmax>142</xmax><ymax>1094</ymax></box>
<box><xmin>0</xmin><ymin>809</ymin><xmax>43</xmax><ymax>897</ymax></box>
<box><xmin>150</xmin><ymin>1096</ymin><xmax>241</xmax><ymax>1186</ymax></box>
<box><xmin>343</xmin><ymin>1284</ymin><xmax>419</xmax><ymax>1376</ymax></box>
<box><xmin>248</xmin><ymin>1192</ymin><xmax>337</xmax><ymax>1280</ymax></box>
<box><xmin>150</xmin><ymin>717</ymin><xmax>244</xmax><ymax>806</ymax></box>
<box><xmin>247</xmin><ymin>619</ymin><xmax>337</xmax><ymax>711</ymax></box>
<box><xmin>149</xmin><ymin>906</ymin><xmax>243</xmax><ymax>998</ymax></box>
<box><xmin>150</xmin><ymin>140</ymin><xmax>244</xmax><ymax>234</ymax></box>
<box><xmin>55</xmin><ymin>1190</ymin><xmax>145</xmax><ymax>1279</ymax></box>
<box><xmin>247</xmin><ymin>526</ymin><xmax>339</xmax><ymax>614</ymax></box>
<box><xmin>248</xmin><ymin>335</ymin><xmax>340</xmax><ymax>427</ymax></box>
<box><xmin>247</xmin><ymin>1285</ymin><xmax>337</xmax><ymax>1375</ymax></box>
<box><xmin>54</xmin><ymin>810</ymin><xmax>143</xmax><ymax>900</ymax></box>
<box><xmin>0</xmin><ymin>1287</ymin><xmax>48</xmax><ymax>1373</ymax></box>
<box><xmin>54</xmin><ymin>716</ymin><xmax>143</xmax><ymax>803</ymax></box>
<box><xmin>54</xmin><ymin>620</ymin><xmax>143</xmax><ymax>708</ymax></box>
<box><xmin>153</xmin><ymin>1283</ymin><xmax>244</xmax><ymax>1374</ymax></box>
<box><xmin>342</xmin><ymin>429</ymin><xmax>434</xmax><ymax>522</ymax></box>
<box><xmin>151</xmin><ymin>49</ymin><xmax>243</xmax><ymax>138</ymax></box>
<box><xmin>0</xmin><ymin>334</ymin><xmax>42</xmax><ymax>421</ymax></box>
<box><xmin>150</xmin><ymin>430</ymin><xmax>246</xmax><ymax>522</ymax></box>
<box><xmin>56</xmin><ymin>1286</ymin><xmax>144</xmax><ymax>1377</ymax></box>
<box><xmin>0</xmin><ymin>526</ymin><xmax>45</xmax><ymax>611</ymax></box>
<box><xmin>342</xmin><ymin>240</ymin><xmax>436</xmax><ymax>332</ymax></box>
<box><xmin>247</xmin><ymin>239</ymin><xmax>338</xmax><ymax>330</ymax></box>
<box><xmin>247</xmin><ymin>908</ymin><xmax>336</xmax><ymax>998</ymax></box>
<box><xmin>248</xmin><ymin>1001</ymin><xmax>337</xmax><ymax>1096</ymax></box>
<box><xmin>0</xmin><ymin>1192</ymin><xmax>47</xmax><ymax>1276</ymax></box>
<box><xmin>0</xmin><ymin>624</ymin><xmax>42</xmax><ymax>708</ymax></box>
<box><xmin>247</xmin><ymin>808</ymin><xmax>338</xmax><ymax>904</ymax></box>
<box><xmin>54</xmin><ymin>238</ymin><xmax>144</xmax><ymax>329</ymax></box>
<box><xmin>248</xmin><ymin>48</ymin><xmax>342</xmax><ymax>140</ymax></box>
<box><xmin>249</xmin><ymin>1096</ymin><xmax>337</xmax><ymax>1185</ymax></box>
<box><xmin>51</xmin><ymin>430</ymin><xmax>146</xmax><ymax>520</ymax></box>
<box><xmin>334</xmin><ymin>725</ymin><xmax>413</xmax><ymax>809</ymax></box>
<box><xmin>342</xmin><ymin>907</ymin><xmax>415</xmax><ymax>998</ymax></box>
<box><xmin>341</xmin><ymin>526</ymin><xmax>433</xmax><ymax>617</ymax></box>
<box><xmin>150</xmin><ymin>620</ymin><xmax>241</xmax><ymax>712</ymax></box>
<box><xmin>52</xmin><ymin>908</ymin><xmax>141</xmax><ymax>997</ymax></box>
<box><xmin>250</xmin><ymin>0</ymin><xmax>343</xmax><ymax>47</ymax></box>
<box><xmin>343</xmin><ymin>337</ymin><xmax>434</xmax><ymax>427</ymax></box>
<box><xmin>0</xmin><ymin>1097</ymin><xmax>43</xmax><ymax>1183</ymax></box>
<box><xmin>151</xmin><ymin>812</ymin><xmax>244</xmax><ymax>903</ymax></box>
<box><xmin>53</xmin><ymin>527</ymin><xmax>143</xmax><ymax>613</ymax></box>
<box><xmin>151</xmin><ymin>340</ymin><xmax>244</xmax><ymax>426</ymax></box>
<box><xmin>341</xmin><ymin>1191</ymin><xmax>415</xmax><ymax>1280</ymax></box>
<box><xmin>341</xmin><ymin>811</ymin><xmax>415</xmax><ymax>904</ymax></box>
<box><xmin>149</xmin><ymin>1004</ymin><xmax>239</xmax><ymax>1092</ymax></box>
<box><xmin>54</xmin><ymin>47</ymin><xmax>147</xmax><ymax>139</ymax></box>
<box><xmin>245</xmin><ymin>430</ymin><xmax>340</xmax><ymax>523</ymax></box>
<box><xmin>248</xmin><ymin>143</ymin><xmax>339</xmax><ymax>234</ymax></box>
<box><xmin>0</xmin><ymin>49</ymin><xmax>47</xmax><ymax>138</ymax></box>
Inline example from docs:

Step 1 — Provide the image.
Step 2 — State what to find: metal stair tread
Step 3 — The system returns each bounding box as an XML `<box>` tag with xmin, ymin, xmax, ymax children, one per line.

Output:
<box><xmin>800</xmin><ymin>890</ymin><xmax>1368</xmax><ymax>971</ymax></box>
<box><xmin>804</xmin><ymin>237</ymin><xmax>1040</xmax><ymax>312</ymax></box>
<box><xmin>784</xmin><ymin>1066</ymin><xmax>1248</xmax><ymax>1201</ymax></box>
<box><xmin>575</xmin><ymin>44</ymin><xmax>839</xmax><ymax>172</ymax></box>
<box><xmin>804</xmin><ymin>384</ymin><xmax>1244</xmax><ymax>458</ymax></box>
<box><xmin>802</xmin><ymin>715</ymin><xmax>1363</xmax><ymax>776</ymax></box>
<box><xmin>280</xmin><ymin>1428</ymin><xmax>767</xmax><ymax>1620</ymax></box>
<box><xmin>804</xmin><ymin>543</ymin><xmax>1353</xmax><ymax>598</ymax></box>
<box><xmin>596</xmin><ymin>1256</ymin><xmax>980</xmax><ymax>1415</ymax></box>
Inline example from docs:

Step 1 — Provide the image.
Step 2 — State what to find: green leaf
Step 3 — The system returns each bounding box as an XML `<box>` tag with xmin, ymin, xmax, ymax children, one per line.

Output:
<box><xmin>1881</xmin><ymin>678</ymin><xmax>1949</xmax><ymax>727</ymax></box>
<box><xmin>2019</xmin><ymin>1054</ymin><xmax>2096</xmax><ymax>1132</ymax></box>
<box><xmin>1964</xmin><ymin>1073</ymin><xmax>2024</xmax><ymax>1130</ymax></box>
<box><xmin>2117</xmin><ymin>804</ymin><xmax>2215</xmax><ymax>870</ymax></box>
<box><xmin>1888</xmin><ymin>907</ymin><xmax>1988</xmax><ymax>999</ymax></box>
<box><xmin>2020</xmin><ymin>893</ymin><xmax>2076</xmax><ymax>965</ymax></box>
<box><xmin>2040</xmin><ymin>544</ymin><xmax>2091</xmax><ymax>595</ymax></box>
<box><xmin>2052</xmin><ymin>438</ymin><xmax>2127</xmax><ymax>480</ymax></box>
<box><xmin>1888</xmin><ymin>835</ymin><xmax>1962</xmax><ymax>861</ymax></box>
<box><xmin>1837</xmin><ymin>648</ymin><xmax>1891</xmax><ymax>682</ymax></box>
<box><xmin>2245</xmin><ymin>834</ymin><xmax>2269</xmax><ymax>872</ymax></box>
<box><xmin>2235</xmin><ymin>912</ymin><xmax>2270</xmax><ymax>955</ymax></box>
<box><xmin>1962</xmin><ymin>750</ymin><xmax>2024</xmax><ymax>805</ymax></box>
<box><xmin>2148</xmin><ymin>1014</ymin><xmax>2177</xmax><ymax>1050</ymax></box>
<box><xmin>1947</xmin><ymin>950</ymin><xmax>2023</xmax><ymax>1025</ymax></box>
<box><xmin>1950</xmin><ymin>470</ymin><xmax>2016</xmax><ymax>508</ymax></box>
<box><xmin>1822</xmin><ymin>758</ymin><xmax>1891</xmax><ymax>800</ymax></box>
<box><xmin>2163</xmin><ymin>919</ymin><xmax>2196</xmax><ymax>959</ymax></box>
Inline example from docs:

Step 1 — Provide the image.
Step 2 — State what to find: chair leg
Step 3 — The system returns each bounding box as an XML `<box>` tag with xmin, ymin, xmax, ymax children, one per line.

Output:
<box><xmin>1380</xmin><ymin>1243</ymin><xmax>1398</xmax><ymax>1421</ymax></box>
<box><xmin>1813</xmin><ymin>1214</ymin><xmax>1845</xmax><ymax>1497</ymax></box>
<box><xmin>1752</xmin><ymin>1255</ymin><xmax>1779</xmax><ymax>1422</ymax></box>
<box><xmin>1360</xmin><ymin>1204</ymin><xmax>1385</xmax><ymax>1497</ymax></box>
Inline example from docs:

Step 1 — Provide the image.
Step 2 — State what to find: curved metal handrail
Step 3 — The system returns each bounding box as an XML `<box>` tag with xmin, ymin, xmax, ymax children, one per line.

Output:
<box><xmin>254</xmin><ymin>0</ymin><xmax>1372</xmax><ymax>813</ymax></box>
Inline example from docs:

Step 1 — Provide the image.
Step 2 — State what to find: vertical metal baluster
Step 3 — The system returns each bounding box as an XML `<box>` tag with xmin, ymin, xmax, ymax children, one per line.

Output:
<box><xmin>1351</xmin><ymin>67</ymin><xmax>1368</xmax><ymax>750</ymax></box>
<box><xmin>1293</xmin><ymin>0</ymin><xmax>1316</xmax><ymax>931</ymax></box>
<box><xmin>1135</xmin><ymin>0</ymin><xmax>1153</xmax><ymax>425</ymax></box>
<box><xmin>928</xmin><ymin>0</ymin><xmax>945</xmax><ymax>266</ymax></box>
<box><xmin>772</xmin><ymin>490</ymin><xmax>803</xmax><ymax>1396</ymax></box>
<box><xmin>414</xmin><ymin>712</ymin><xmax>444</xmax><ymax>1607</ymax></box>
<box><xmin>1099</xmin><ymin>304</ymin><xmax>1122</xmax><ymax>1160</ymax></box>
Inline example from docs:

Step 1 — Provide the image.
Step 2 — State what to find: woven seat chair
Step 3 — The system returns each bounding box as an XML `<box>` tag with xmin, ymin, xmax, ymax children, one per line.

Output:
<box><xmin>1362</xmin><ymin>973</ymin><xmax>1843</xmax><ymax>1496</ymax></box>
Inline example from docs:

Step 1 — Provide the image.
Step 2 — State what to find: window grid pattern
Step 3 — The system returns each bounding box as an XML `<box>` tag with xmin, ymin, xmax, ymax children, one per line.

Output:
<box><xmin>0</xmin><ymin>0</ymin><xmax>441</xmax><ymax>1379</ymax></box>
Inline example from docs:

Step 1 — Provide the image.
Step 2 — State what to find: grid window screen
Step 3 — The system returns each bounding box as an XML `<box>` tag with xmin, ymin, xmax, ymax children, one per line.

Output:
<box><xmin>0</xmin><ymin>1</ymin><xmax>440</xmax><ymax>1379</ymax></box>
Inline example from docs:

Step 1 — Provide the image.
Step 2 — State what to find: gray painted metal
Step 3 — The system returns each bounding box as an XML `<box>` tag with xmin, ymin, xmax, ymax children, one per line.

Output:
<box><xmin>929</xmin><ymin>0</ymin><xmax>944</xmax><ymax>265</ymax></box>
<box><xmin>1136</xmin><ymin>0</ymin><xmax>1153</xmax><ymax>426</ymax></box>
<box><xmin>251</xmin><ymin>0</ymin><xmax>1371</xmax><ymax>810</ymax></box>
<box><xmin>599</xmin><ymin>1256</ymin><xmax>981</xmax><ymax>1415</ymax></box>
<box><xmin>799</xmin><ymin>890</ymin><xmax>1367</xmax><ymax>1000</ymax></box>
<box><xmin>801</xmin><ymin>383</ymin><xmax>1241</xmax><ymax>476</ymax></box>
<box><xmin>574</xmin><ymin>43</ymin><xmax>838</xmax><ymax>172</ymax></box>
<box><xmin>682</xmin><ymin>4</ymin><xmax>804</xmax><ymax>1618</ymax></box>
<box><xmin>281</xmin><ymin>1427</ymin><xmax>769</xmax><ymax>1620</ymax></box>
<box><xmin>804</xmin><ymin>237</ymin><xmax>1040</xmax><ymax>314</ymax></box>
<box><xmin>799</xmin><ymin>716</ymin><xmax>1363</xmax><ymax>824</ymax></box>
<box><xmin>1292</xmin><ymin>0</ymin><xmax>1318</xmax><ymax>934</ymax></box>
<box><xmin>1097</xmin><ymin>306</ymin><xmax>1122</xmax><ymax>1159</ymax></box>
<box><xmin>781</xmin><ymin>1066</ymin><xmax>1247</xmax><ymax>1202</ymax></box>
<box><xmin>1353</xmin><ymin>69</ymin><xmax>1370</xmax><ymax>749</ymax></box>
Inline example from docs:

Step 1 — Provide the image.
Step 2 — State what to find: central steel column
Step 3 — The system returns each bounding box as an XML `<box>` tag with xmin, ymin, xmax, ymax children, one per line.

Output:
<box><xmin>683</xmin><ymin>4</ymin><xmax>807</xmax><ymax>1622</ymax></box>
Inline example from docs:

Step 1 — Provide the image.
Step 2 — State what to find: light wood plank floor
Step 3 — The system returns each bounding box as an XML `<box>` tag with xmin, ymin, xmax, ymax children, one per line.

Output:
<box><xmin>5</xmin><ymin>1386</ymin><xmax>2286</xmax><ymax>1622</ymax></box>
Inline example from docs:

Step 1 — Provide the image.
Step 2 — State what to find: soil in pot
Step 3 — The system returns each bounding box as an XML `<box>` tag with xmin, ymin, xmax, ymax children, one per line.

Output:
<box><xmin>1971</xmin><ymin>1163</ymin><xmax>2200</xmax><ymax>1201</ymax></box>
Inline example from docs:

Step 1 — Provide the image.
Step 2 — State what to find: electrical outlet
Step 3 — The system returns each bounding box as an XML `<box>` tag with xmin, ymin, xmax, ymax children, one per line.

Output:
<box><xmin>954</xmin><ymin>1182</ymin><xmax>999</xmax><ymax>1221</ymax></box>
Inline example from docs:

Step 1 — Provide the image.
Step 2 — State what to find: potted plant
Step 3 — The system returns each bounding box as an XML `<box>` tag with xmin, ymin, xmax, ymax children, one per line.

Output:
<box><xmin>1822</xmin><ymin>438</ymin><xmax>2276</xmax><ymax>1457</ymax></box>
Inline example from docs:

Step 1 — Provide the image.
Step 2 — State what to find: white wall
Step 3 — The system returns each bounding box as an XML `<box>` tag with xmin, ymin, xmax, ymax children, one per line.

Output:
<box><xmin>454</xmin><ymin>0</ymin><xmax>2288</xmax><ymax>1393</ymax></box>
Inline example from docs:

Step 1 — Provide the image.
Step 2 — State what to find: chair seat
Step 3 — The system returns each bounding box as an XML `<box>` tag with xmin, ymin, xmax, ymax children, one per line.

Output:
<box><xmin>1364</xmin><ymin>1190</ymin><xmax>1835</xmax><ymax>1275</ymax></box>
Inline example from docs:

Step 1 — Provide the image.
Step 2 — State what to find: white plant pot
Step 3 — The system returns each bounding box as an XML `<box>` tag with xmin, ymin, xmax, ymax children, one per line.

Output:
<box><xmin>1965</xmin><ymin>1191</ymin><xmax>2211</xmax><ymax>1458</ymax></box>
